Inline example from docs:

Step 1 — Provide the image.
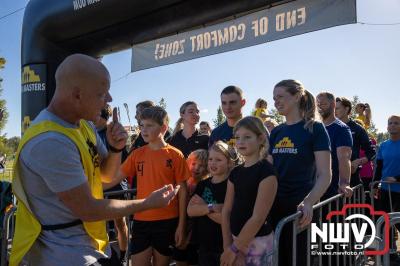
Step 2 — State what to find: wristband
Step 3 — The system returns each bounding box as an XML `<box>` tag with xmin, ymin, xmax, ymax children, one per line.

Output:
<box><xmin>207</xmin><ymin>203</ymin><xmax>214</xmax><ymax>213</ymax></box>
<box><xmin>339</xmin><ymin>179</ymin><xmax>350</xmax><ymax>186</ymax></box>
<box><xmin>230</xmin><ymin>243</ymin><xmax>240</xmax><ymax>254</ymax></box>
<box><xmin>108</xmin><ymin>145</ymin><xmax>124</xmax><ymax>153</ymax></box>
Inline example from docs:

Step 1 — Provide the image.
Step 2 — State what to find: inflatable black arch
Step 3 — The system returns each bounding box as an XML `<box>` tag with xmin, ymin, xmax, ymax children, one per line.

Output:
<box><xmin>20</xmin><ymin>0</ymin><xmax>286</xmax><ymax>132</ymax></box>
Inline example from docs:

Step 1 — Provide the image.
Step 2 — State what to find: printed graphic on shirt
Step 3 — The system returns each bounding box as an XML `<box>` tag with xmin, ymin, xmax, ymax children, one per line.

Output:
<box><xmin>166</xmin><ymin>159</ymin><xmax>173</xmax><ymax>169</ymax></box>
<box><xmin>272</xmin><ymin>137</ymin><xmax>298</xmax><ymax>154</ymax></box>
<box><xmin>86</xmin><ymin>139</ymin><xmax>100</xmax><ymax>177</ymax></box>
<box><xmin>137</xmin><ymin>161</ymin><xmax>145</xmax><ymax>176</ymax></box>
<box><xmin>202</xmin><ymin>187</ymin><xmax>216</xmax><ymax>204</ymax></box>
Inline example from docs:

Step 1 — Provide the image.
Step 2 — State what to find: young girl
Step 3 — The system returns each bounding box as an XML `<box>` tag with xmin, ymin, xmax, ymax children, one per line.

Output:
<box><xmin>355</xmin><ymin>103</ymin><xmax>372</xmax><ymax>129</ymax></box>
<box><xmin>186</xmin><ymin>149</ymin><xmax>209</xmax><ymax>196</ymax></box>
<box><xmin>221</xmin><ymin>116</ymin><xmax>277</xmax><ymax>266</ymax></box>
<box><xmin>187</xmin><ymin>141</ymin><xmax>237</xmax><ymax>266</ymax></box>
<box><xmin>174</xmin><ymin>149</ymin><xmax>208</xmax><ymax>266</ymax></box>
<box><xmin>252</xmin><ymin>98</ymin><xmax>270</xmax><ymax>123</ymax></box>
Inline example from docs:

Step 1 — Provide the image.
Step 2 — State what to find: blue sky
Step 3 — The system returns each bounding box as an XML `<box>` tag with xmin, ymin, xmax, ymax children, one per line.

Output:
<box><xmin>1</xmin><ymin>0</ymin><xmax>399</xmax><ymax>137</ymax></box>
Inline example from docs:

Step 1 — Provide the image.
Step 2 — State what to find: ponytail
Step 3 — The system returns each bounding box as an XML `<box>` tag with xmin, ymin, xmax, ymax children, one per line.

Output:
<box><xmin>300</xmin><ymin>90</ymin><xmax>316</xmax><ymax>133</ymax></box>
<box><xmin>173</xmin><ymin>118</ymin><xmax>184</xmax><ymax>136</ymax></box>
<box><xmin>364</xmin><ymin>104</ymin><xmax>372</xmax><ymax>127</ymax></box>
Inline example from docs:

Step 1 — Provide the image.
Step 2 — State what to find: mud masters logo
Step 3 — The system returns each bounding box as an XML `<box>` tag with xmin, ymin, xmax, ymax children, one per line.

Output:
<box><xmin>272</xmin><ymin>137</ymin><xmax>298</xmax><ymax>154</ymax></box>
<box><xmin>21</xmin><ymin>65</ymin><xmax>46</xmax><ymax>93</ymax></box>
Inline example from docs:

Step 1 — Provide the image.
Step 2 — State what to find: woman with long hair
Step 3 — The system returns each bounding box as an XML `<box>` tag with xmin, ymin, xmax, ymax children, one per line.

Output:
<box><xmin>169</xmin><ymin>101</ymin><xmax>209</xmax><ymax>158</ymax></box>
<box><xmin>268</xmin><ymin>79</ymin><xmax>331</xmax><ymax>266</ymax></box>
<box><xmin>169</xmin><ymin>101</ymin><xmax>209</xmax><ymax>265</ymax></box>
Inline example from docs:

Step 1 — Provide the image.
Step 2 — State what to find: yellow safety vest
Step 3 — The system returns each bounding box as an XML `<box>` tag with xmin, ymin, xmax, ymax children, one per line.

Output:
<box><xmin>10</xmin><ymin>120</ymin><xmax>108</xmax><ymax>266</ymax></box>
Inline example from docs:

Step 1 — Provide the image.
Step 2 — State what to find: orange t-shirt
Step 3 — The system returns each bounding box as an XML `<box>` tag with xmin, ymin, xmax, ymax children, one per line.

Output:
<box><xmin>121</xmin><ymin>144</ymin><xmax>190</xmax><ymax>221</ymax></box>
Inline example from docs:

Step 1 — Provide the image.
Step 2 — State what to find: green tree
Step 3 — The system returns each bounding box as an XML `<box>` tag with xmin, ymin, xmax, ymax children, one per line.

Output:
<box><xmin>269</xmin><ymin>108</ymin><xmax>285</xmax><ymax>124</ymax></box>
<box><xmin>213</xmin><ymin>106</ymin><xmax>225</xmax><ymax>127</ymax></box>
<box><xmin>6</xmin><ymin>136</ymin><xmax>20</xmax><ymax>153</ymax></box>
<box><xmin>0</xmin><ymin>134</ymin><xmax>12</xmax><ymax>155</ymax></box>
<box><xmin>0</xmin><ymin>56</ymin><xmax>8</xmax><ymax>134</ymax></box>
<box><xmin>376</xmin><ymin>132</ymin><xmax>389</xmax><ymax>145</ymax></box>
<box><xmin>158</xmin><ymin>98</ymin><xmax>167</xmax><ymax>110</ymax></box>
<box><xmin>350</xmin><ymin>95</ymin><xmax>360</xmax><ymax>120</ymax></box>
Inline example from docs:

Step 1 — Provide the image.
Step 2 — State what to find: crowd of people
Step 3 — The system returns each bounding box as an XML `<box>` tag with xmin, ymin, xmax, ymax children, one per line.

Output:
<box><xmin>9</xmin><ymin>54</ymin><xmax>400</xmax><ymax>266</ymax></box>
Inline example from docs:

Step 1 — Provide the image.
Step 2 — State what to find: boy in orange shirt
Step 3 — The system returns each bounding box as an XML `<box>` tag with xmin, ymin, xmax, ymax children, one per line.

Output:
<box><xmin>120</xmin><ymin>106</ymin><xmax>190</xmax><ymax>266</ymax></box>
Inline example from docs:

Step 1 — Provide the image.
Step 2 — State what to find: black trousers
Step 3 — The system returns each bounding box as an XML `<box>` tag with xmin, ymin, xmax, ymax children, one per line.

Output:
<box><xmin>270</xmin><ymin>196</ymin><xmax>312</xmax><ymax>266</ymax></box>
<box><xmin>378</xmin><ymin>190</ymin><xmax>400</xmax><ymax>249</ymax></box>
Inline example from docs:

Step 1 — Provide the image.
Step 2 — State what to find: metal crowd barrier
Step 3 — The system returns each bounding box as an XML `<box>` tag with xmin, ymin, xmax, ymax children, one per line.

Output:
<box><xmin>369</xmin><ymin>180</ymin><xmax>400</xmax><ymax>213</ymax></box>
<box><xmin>0</xmin><ymin>189</ymin><xmax>136</xmax><ymax>266</ymax></box>
<box><xmin>375</xmin><ymin>212</ymin><xmax>400</xmax><ymax>266</ymax></box>
<box><xmin>0</xmin><ymin>206</ymin><xmax>16</xmax><ymax>266</ymax></box>
<box><xmin>369</xmin><ymin>181</ymin><xmax>400</xmax><ymax>266</ymax></box>
<box><xmin>102</xmin><ymin>188</ymin><xmax>137</xmax><ymax>264</ymax></box>
<box><xmin>271</xmin><ymin>184</ymin><xmax>366</xmax><ymax>266</ymax></box>
<box><xmin>4</xmin><ymin>183</ymin><xmax>398</xmax><ymax>266</ymax></box>
<box><xmin>103</xmin><ymin>188</ymin><xmax>136</xmax><ymax>199</ymax></box>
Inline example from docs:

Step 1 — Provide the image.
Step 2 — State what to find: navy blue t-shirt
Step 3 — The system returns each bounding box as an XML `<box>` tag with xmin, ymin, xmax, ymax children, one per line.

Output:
<box><xmin>269</xmin><ymin>120</ymin><xmax>331</xmax><ymax>200</ymax></box>
<box><xmin>209</xmin><ymin>121</ymin><xmax>235</xmax><ymax>147</ymax></box>
<box><xmin>346</xmin><ymin>119</ymin><xmax>375</xmax><ymax>162</ymax></box>
<box><xmin>323</xmin><ymin>119</ymin><xmax>353</xmax><ymax>198</ymax></box>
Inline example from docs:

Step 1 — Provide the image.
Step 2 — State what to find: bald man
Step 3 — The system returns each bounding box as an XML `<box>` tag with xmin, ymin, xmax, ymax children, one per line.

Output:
<box><xmin>10</xmin><ymin>54</ymin><xmax>179</xmax><ymax>266</ymax></box>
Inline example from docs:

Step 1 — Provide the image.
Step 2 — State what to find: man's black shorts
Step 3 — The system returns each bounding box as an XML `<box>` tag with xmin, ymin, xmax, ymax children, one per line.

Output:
<box><xmin>129</xmin><ymin>218</ymin><xmax>178</xmax><ymax>257</ymax></box>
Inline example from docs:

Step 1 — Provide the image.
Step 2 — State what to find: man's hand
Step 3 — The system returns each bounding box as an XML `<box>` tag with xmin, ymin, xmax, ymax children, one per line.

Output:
<box><xmin>338</xmin><ymin>184</ymin><xmax>353</xmax><ymax>198</ymax></box>
<box><xmin>143</xmin><ymin>184</ymin><xmax>180</xmax><ymax>209</ymax></box>
<box><xmin>106</xmin><ymin>107</ymin><xmax>128</xmax><ymax>150</ymax></box>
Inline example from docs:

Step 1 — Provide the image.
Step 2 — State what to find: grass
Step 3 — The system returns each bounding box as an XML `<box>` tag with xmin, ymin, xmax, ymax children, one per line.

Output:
<box><xmin>0</xmin><ymin>160</ymin><xmax>14</xmax><ymax>183</ymax></box>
